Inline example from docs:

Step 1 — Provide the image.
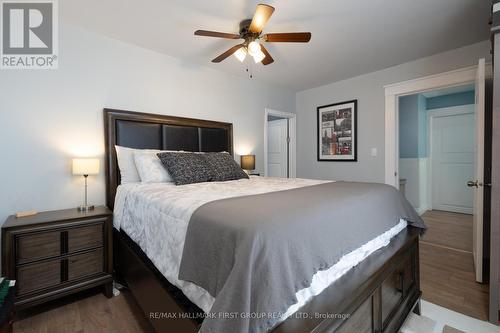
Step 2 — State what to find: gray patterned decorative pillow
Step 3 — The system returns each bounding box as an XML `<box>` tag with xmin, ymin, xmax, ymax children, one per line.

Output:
<box><xmin>204</xmin><ymin>152</ymin><xmax>249</xmax><ymax>182</ymax></box>
<box><xmin>157</xmin><ymin>152</ymin><xmax>212</xmax><ymax>185</ymax></box>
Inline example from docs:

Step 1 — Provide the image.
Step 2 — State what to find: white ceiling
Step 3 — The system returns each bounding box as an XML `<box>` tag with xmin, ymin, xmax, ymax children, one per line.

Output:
<box><xmin>62</xmin><ymin>0</ymin><xmax>491</xmax><ymax>91</ymax></box>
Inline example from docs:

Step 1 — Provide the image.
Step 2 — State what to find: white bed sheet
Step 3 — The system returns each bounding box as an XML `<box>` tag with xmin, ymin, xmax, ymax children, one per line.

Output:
<box><xmin>114</xmin><ymin>176</ymin><xmax>407</xmax><ymax>322</ymax></box>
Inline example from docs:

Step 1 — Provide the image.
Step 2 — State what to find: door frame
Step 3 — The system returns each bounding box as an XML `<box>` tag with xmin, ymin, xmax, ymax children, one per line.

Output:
<box><xmin>427</xmin><ymin>105</ymin><xmax>475</xmax><ymax>214</ymax></box>
<box><xmin>384</xmin><ymin>64</ymin><xmax>492</xmax><ymax>187</ymax></box>
<box><xmin>264</xmin><ymin>109</ymin><xmax>297</xmax><ymax>177</ymax></box>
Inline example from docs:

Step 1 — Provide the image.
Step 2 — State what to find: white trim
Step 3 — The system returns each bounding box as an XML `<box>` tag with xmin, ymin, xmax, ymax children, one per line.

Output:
<box><xmin>264</xmin><ymin>109</ymin><xmax>297</xmax><ymax>178</ymax></box>
<box><xmin>494</xmin><ymin>2</ymin><xmax>500</xmax><ymax>13</ymax></box>
<box><xmin>384</xmin><ymin>62</ymin><xmax>492</xmax><ymax>186</ymax></box>
<box><xmin>384</xmin><ymin>65</ymin><xmax>480</xmax><ymax>96</ymax></box>
<box><xmin>415</xmin><ymin>207</ymin><xmax>428</xmax><ymax>216</ymax></box>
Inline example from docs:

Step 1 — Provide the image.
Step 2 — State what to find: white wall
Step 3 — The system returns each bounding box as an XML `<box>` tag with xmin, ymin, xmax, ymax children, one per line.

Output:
<box><xmin>0</xmin><ymin>24</ymin><xmax>295</xmax><ymax>223</ymax></box>
<box><xmin>295</xmin><ymin>41</ymin><xmax>490</xmax><ymax>182</ymax></box>
<box><xmin>399</xmin><ymin>158</ymin><xmax>429</xmax><ymax>214</ymax></box>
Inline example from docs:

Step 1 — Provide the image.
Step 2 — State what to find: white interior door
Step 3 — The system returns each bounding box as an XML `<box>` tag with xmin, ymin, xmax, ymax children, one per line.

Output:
<box><xmin>471</xmin><ymin>58</ymin><xmax>486</xmax><ymax>283</ymax></box>
<box><xmin>430</xmin><ymin>106</ymin><xmax>475</xmax><ymax>214</ymax></box>
<box><xmin>267</xmin><ymin>119</ymin><xmax>288</xmax><ymax>177</ymax></box>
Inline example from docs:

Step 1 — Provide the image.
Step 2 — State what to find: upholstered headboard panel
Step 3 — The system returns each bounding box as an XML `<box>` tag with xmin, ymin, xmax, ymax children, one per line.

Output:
<box><xmin>104</xmin><ymin>109</ymin><xmax>233</xmax><ymax>209</ymax></box>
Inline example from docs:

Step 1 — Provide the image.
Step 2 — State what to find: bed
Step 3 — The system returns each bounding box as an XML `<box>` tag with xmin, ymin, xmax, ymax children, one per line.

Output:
<box><xmin>104</xmin><ymin>108</ymin><xmax>424</xmax><ymax>333</ymax></box>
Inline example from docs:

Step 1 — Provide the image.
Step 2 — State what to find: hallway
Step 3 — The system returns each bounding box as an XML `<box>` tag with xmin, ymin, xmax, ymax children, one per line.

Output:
<box><xmin>419</xmin><ymin>210</ymin><xmax>489</xmax><ymax>320</ymax></box>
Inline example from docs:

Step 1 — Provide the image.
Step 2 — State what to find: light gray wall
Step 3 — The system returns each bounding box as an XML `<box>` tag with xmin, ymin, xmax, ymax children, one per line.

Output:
<box><xmin>295</xmin><ymin>41</ymin><xmax>490</xmax><ymax>182</ymax></box>
<box><xmin>0</xmin><ymin>24</ymin><xmax>295</xmax><ymax>223</ymax></box>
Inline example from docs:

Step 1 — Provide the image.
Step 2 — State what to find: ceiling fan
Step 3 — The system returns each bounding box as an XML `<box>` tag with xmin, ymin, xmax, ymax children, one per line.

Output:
<box><xmin>194</xmin><ymin>4</ymin><xmax>311</xmax><ymax>65</ymax></box>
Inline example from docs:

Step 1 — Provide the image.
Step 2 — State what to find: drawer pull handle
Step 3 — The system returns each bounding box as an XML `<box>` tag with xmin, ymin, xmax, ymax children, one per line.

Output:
<box><xmin>397</xmin><ymin>271</ymin><xmax>404</xmax><ymax>294</ymax></box>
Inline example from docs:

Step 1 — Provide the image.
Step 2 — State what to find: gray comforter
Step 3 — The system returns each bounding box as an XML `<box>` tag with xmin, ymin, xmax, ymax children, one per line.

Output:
<box><xmin>178</xmin><ymin>181</ymin><xmax>426</xmax><ymax>333</ymax></box>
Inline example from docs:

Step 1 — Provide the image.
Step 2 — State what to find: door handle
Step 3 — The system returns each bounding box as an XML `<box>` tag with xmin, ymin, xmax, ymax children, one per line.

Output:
<box><xmin>467</xmin><ymin>180</ymin><xmax>483</xmax><ymax>188</ymax></box>
<box><xmin>467</xmin><ymin>180</ymin><xmax>485</xmax><ymax>188</ymax></box>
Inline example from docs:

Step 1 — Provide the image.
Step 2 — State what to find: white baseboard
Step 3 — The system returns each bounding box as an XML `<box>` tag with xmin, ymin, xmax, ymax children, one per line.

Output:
<box><xmin>415</xmin><ymin>206</ymin><xmax>429</xmax><ymax>215</ymax></box>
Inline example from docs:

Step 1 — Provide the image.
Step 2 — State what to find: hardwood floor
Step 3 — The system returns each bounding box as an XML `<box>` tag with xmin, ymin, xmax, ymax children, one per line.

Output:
<box><xmin>14</xmin><ymin>288</ymin><xmax>154</xmax><ymax>333</ymax></box>
<box><xmin>419</xmin><ymin>210</ymin><xmax>489</xmax><ymax>321</ymax></box>
<box><xmin>420</xmin><ymin>210</ymin><xmax>473</xmax><ymax>252</ymax></box>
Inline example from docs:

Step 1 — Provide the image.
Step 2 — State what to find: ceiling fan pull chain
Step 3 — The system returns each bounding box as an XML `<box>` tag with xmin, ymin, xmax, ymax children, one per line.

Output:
<box><xmin>249</xmin><ymin>58</ymin><xmax>254</xmax><ymax>79</ymax></box>
<box><xmin>244</xmin><ymin>56</ymin><xmax>253</xmax><ymax>79</ymax></box>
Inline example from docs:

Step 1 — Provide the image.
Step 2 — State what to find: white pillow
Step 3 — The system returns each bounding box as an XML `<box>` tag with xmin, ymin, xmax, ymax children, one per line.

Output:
<box><xmin>115</xmin><ymin>146</ymin><xmax>159</xmax><ymax>184</ymax></box>
<box><xmin>134</xmin><ymin>150</ymin><xmax>173</xmax><ymax>183</ymax></box>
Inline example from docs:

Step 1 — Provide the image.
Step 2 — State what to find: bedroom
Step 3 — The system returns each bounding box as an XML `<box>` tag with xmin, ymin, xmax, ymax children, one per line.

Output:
<box><xmin>0</xmin><ymin>0</ymin><xmax>499</xmax><ymax>333</ymax></box>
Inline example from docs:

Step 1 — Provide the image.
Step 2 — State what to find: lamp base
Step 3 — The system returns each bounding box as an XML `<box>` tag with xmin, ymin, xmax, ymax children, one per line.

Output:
<box><xmin>77</xmin><ymin>205</ymin><xmax>95</xmax><ymax>212</ymax></box>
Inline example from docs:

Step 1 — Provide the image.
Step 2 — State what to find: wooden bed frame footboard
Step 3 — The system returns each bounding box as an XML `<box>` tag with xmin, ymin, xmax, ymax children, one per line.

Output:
<box><xmin>114</xmin><ymin>227</ymin><xmax>421</xmax><ymax>333</ymax></box>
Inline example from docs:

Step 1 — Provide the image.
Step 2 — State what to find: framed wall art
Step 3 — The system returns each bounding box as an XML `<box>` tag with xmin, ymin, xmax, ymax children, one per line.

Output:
<box><xmin>317</xmin><ymin>100</ymin><xmax>357</xmax><ymax>162</ymax></box>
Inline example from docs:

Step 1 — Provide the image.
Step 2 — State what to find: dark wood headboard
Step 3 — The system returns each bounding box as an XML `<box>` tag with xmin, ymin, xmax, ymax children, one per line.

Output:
<box><xmin>103</xmin><ymin>108</ymin><xmax>233</xmax><ymax>209</ymax></box>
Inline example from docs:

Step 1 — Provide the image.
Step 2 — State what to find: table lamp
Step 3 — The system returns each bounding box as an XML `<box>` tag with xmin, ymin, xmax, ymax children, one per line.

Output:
<box><xmin>72</xmin><ymin>158</ymin><xmax>100</xmax><ymax>211</ymax></box>
<box><xmin>240</xmin><ymin>155</ymin><xmax>255</xmax><ymax>174</ymax></box>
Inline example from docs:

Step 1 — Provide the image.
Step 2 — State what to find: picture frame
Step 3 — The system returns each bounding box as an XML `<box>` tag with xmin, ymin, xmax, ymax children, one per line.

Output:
<box><xmin>317</xmin><ymin>100</ymin><xmax>357</xmax><ymax>162</ymax></box>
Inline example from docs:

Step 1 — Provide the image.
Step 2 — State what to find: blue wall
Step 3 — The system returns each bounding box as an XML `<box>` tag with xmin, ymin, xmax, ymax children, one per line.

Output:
<box><xmin>399</xmin><ymin>95</ymin><xmax>419</xmax><ymax>158</ymax></box>
<box><xmin>399</xmin><ymin>90</ymin><xmax>474</xmax><ymax>158</ymax></box>
<box><xmin>426</xmin><ymin>91</ymin><xmax>475</xmax><ymax>110</ymax></box>
<box><xmin>399</xmin><ymin>94</ymin><xmax>427</xmax><ymax>158</ymax></box>
<box><xmin>417</xmin><ymin>94</ymin><xmax>427</xmax><ymax>157</ymax></box>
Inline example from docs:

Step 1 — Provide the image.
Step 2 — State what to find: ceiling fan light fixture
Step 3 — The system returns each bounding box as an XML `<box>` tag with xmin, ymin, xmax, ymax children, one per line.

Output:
<box><xmin>234</xmin><ymin>47</ymin><xmax>247</xmax><ymax>62</ymax></box>
<box><xmin>252</xmin><ymin>49</ymin><xmax>266</xmax><ymax>63</ymax></box>
<box><xmin>195</xmin><ymin>4</ymin><xmax>310</xmax><ymax>66</ymax></box>
<box><xmin>247</xmin><ymin>41</ymin><xmax>261</xmax><ymax>56</ymax></box>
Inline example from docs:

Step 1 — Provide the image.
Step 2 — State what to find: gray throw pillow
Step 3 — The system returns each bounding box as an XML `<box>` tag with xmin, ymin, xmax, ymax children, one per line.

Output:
<box><xmin>204</xmin><ymin>152</ymin><xmax>249</xmax><ymax>182</ymax></box>
<box><xmin>157</xmin><ymin>152</ymin><xmax>249</xmax><ymax>185</ymax></box>
<box><xmin>157</xmin><ymin>152</ymin><xmax>212</xmax><ymax>185</ymax></box>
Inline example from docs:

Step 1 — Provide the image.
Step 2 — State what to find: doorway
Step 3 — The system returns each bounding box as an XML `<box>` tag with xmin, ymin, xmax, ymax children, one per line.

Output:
<box><xmin>398</xmin><ymin>87</ymin><xmax>476</xmax><ymax>216</ymax></box>
<box><xmin>387</xmin><ymin>60</ymin><xmax>493</xmax><ymax>322</ymax></box>
<box><xmin>264</xmin><ymin>109</ymin><xmax>296</xmax><ymax>178</ymax></box>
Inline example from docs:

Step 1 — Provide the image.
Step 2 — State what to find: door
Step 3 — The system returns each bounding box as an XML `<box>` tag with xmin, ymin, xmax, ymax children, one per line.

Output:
<box><xmin>267</xmin><ymin>119</ymin><xmax>288</xmax><ymax>177</ymax></box>
<box><xmin>430</xmin><ymin>106</ymin><xmax>475</xmax><ymax>214</ymax></box>
<box><xmin>470</xmin><ymin>58</ymin><xmax>486</xmax><ymax>283</ymax></box>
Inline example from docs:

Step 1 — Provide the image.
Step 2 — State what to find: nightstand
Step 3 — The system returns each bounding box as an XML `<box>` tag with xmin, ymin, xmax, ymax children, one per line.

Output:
<box><xmin>2</xmin><ymin>206</ymin><xmax>113</xmax><ymax>309</ymax></box>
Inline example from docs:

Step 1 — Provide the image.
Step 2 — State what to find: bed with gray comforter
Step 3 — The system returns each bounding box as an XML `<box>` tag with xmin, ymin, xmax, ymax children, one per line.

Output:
<box><xmin>178</xmin><ymin>181</ymin><xmax>426</xmax><ymax>333</ymax></box>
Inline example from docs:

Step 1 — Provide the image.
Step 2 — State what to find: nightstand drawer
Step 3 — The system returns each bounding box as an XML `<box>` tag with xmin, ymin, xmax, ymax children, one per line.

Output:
<box><xmin>68</xmin><ymin>249</ymin><xmax>103</xmax><ymax>281</ymax></box>
<box><xmin>17</xmin><ymin>259</ymin><xmax>61</xmax><ymax>295</ymax></box>
<box><xmin>16</xmin><ymin>231</ymin><xmax>61</xmax><ymax>264</ymax></box>
<box><xmin>3</xmin><ymin>206</ymin><xmax>113</xmax><ymax>308</ymax></box>
<box><xmin>68</xmin><ymin>224</ymin><xmax>103</xmax><ymax>253</ymax></box>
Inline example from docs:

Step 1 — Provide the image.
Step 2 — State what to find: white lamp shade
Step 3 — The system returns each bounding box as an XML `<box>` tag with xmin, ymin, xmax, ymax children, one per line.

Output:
<box><xmin>72</xmin><ymin>158</ymin><xmax>100</xmax><ymax>175</ymax></box>
<box><xmin>252</xmin><ymin>49</ymin><xmax>265</xmax><ymax>63</ymax></box>
<box><xmin>248</xmin><ymin>41</ymin><xmax>261</xmax><ymax>56</ymax></box>
<box><xmin>234</xmin><ymin>47</ymin><xmax>247</xmax><ymax>62</ymax></box>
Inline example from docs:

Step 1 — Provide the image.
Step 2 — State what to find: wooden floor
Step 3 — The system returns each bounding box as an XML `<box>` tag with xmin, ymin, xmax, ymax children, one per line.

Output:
<box><xmin>419</xmin><ymin>210</ymin><xmax>490</xmax><ymax>321</ymax></box>
<box><xmin>14</xmin><ymin>288</ymin><xmax>154</xmax><ymax>333</ymax></box>
<box><xmin>420</xmin><ymin>210</ymin><xmax>473</xmax><ymax>252</ymax></box>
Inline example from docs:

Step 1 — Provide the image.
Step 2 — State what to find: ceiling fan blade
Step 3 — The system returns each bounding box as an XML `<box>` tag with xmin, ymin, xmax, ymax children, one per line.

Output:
<box><xmin>249</xmin><ymin>4</ymin><xmax>275</xmax><ymax>33</ymax></box>
<box><xmin>212</xmin><ymin>44</ymin><xmax>245</xmax><ymax>63</ymax></box>
<box><xmin>260</xmin><ymin>45</ymin><xmax>274</xmax><ymax>65</ymax></box>
<box><xmin>194</xmin><ymin>30</ymin><xmax>240</xmax><ymax>39</ymax></box>
<box><xmin>263</xmin><ymin>32</ymin><xmax>311</xmax><ymax>43</ymax></box>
